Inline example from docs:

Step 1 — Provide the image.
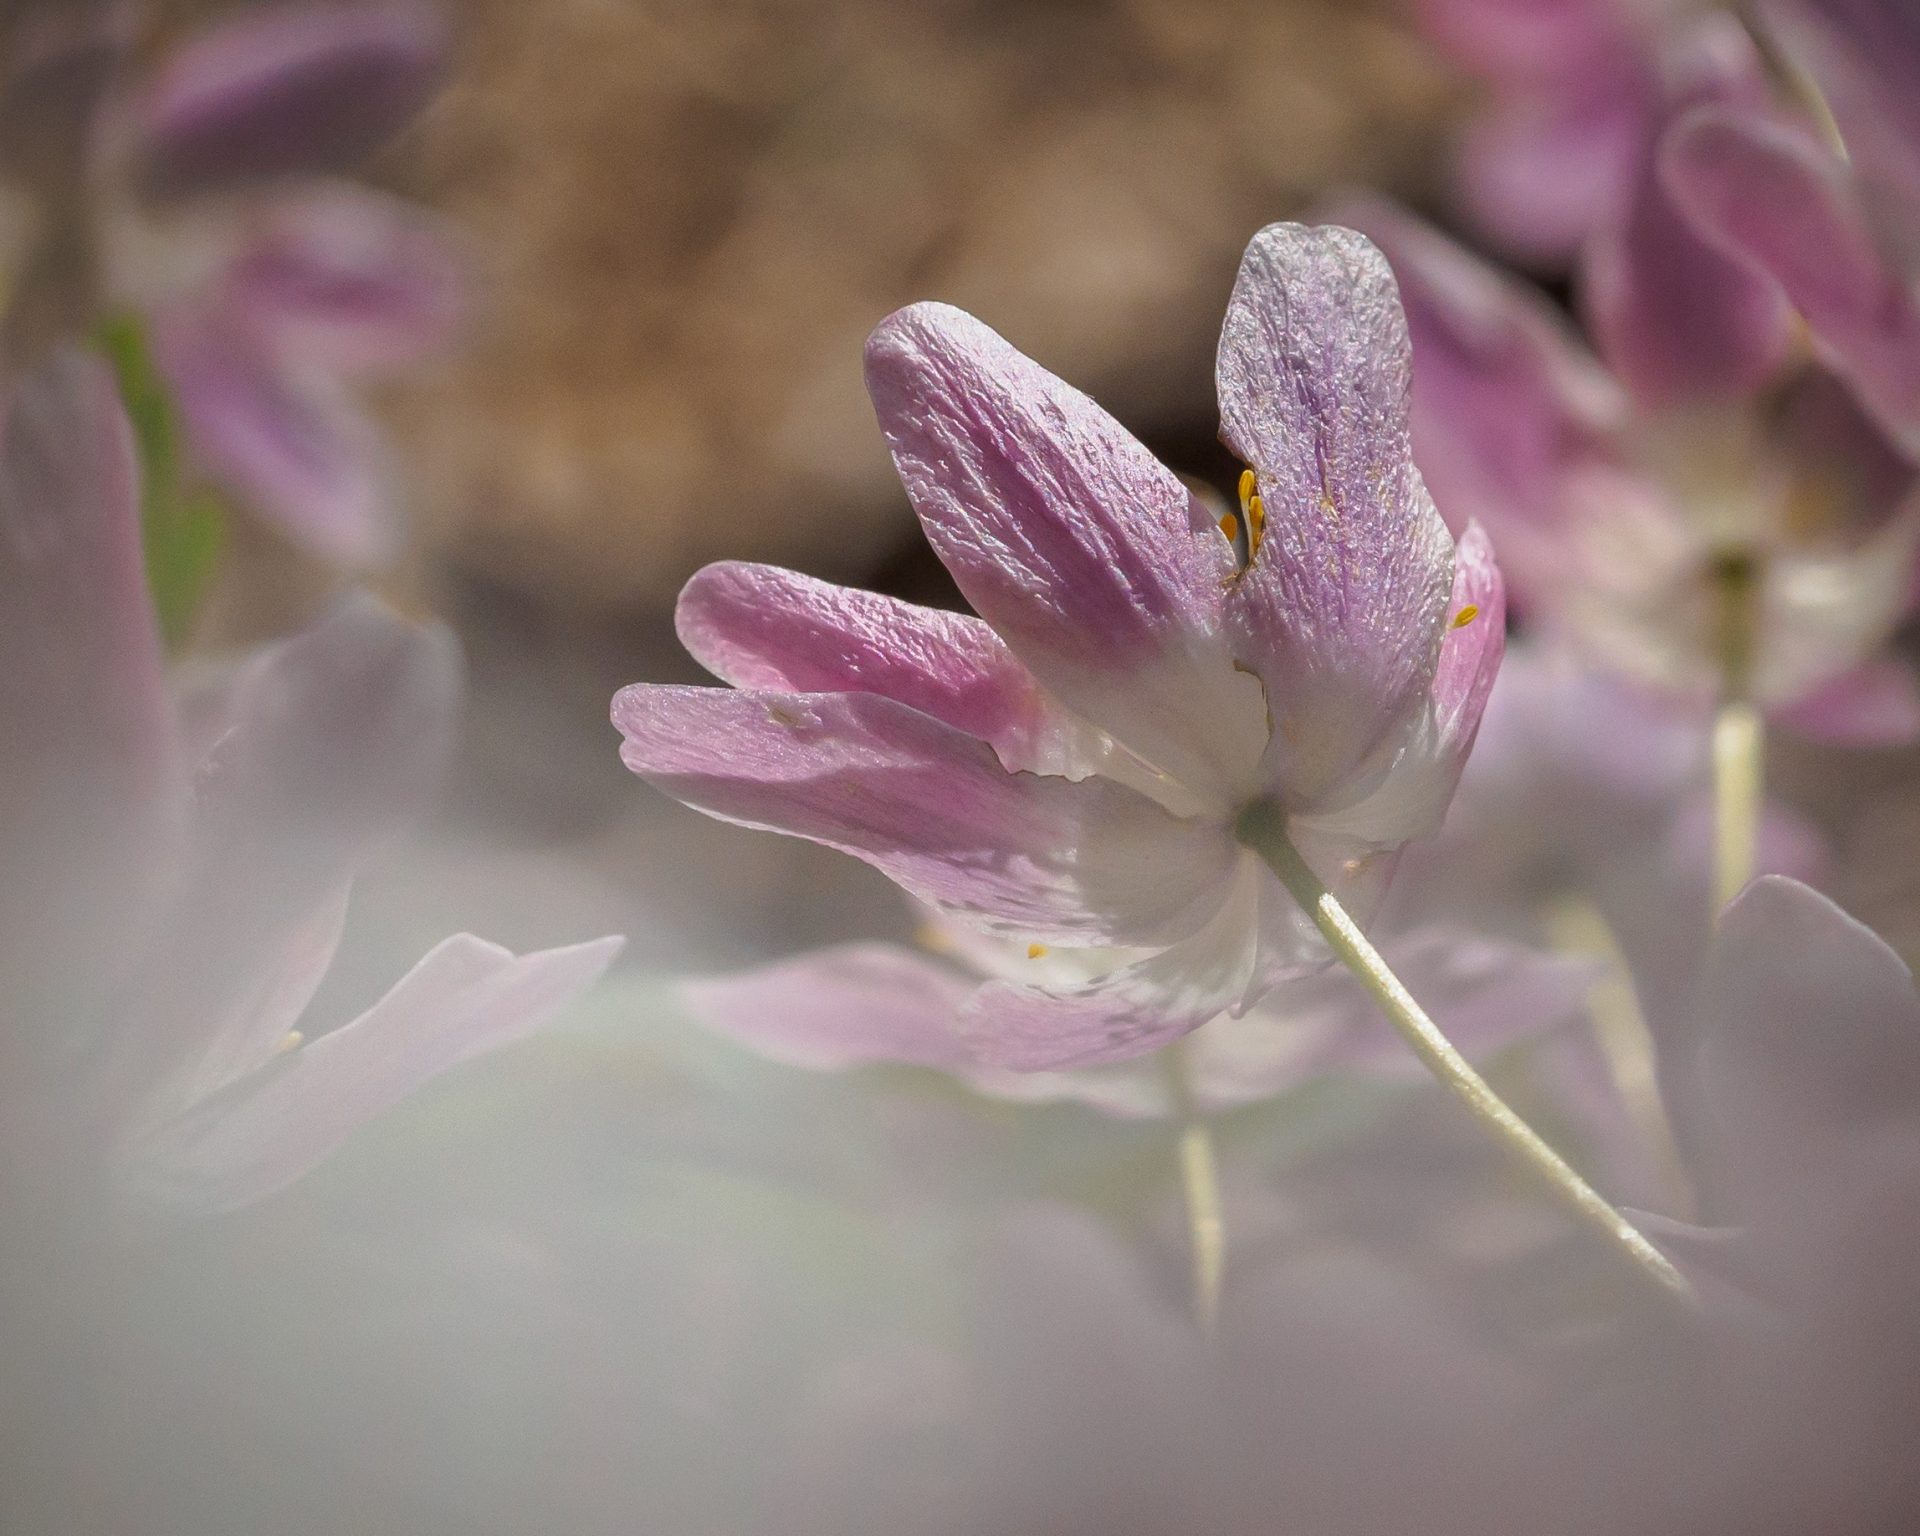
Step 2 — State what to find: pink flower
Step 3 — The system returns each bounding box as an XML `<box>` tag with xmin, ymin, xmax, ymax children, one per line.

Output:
<box><xmin>0</xmin><ymin>351</ymin><xmax>618</xmax><ymax>1218</ymax></box>
<box><xmin>614</xmin><ymin>224</ymin><xmax>1504</xmax><ymax>1070</ymax></box>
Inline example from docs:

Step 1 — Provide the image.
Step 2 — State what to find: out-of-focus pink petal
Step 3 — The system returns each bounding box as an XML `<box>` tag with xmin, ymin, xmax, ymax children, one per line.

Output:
<box><xmin>0</xmin><ymin>351</ymin><xmax>180</xmax><ymax>1014</ymax></box>
<box><xmin>1662</xmin><ymin>104</ymin><xmax>1920</xmax><ymax>455</ymax></box>
<box><xmin>154</xmin><ymin>308</ymin><xmax>396</xmax><ymax>565</ymax></box>
<box><xmin>675</xmin><ymin>562</ymin><xmax>1098</xmax><ymax>778</ymax></box>
<box><xmin>225</xmin><ymin>187</ymin><xmax>464</xmax><ymax>376</ymax></box>
<box><xmin>139</xmin><ymin>934</ymin><xmax>623</xmax><ymax>1212</ymax></box>
<box><xmin>864</xmin><ymin>302</ymin><xmax>1264</xmax><ymax>807</ymax></box>
<box><xmin>682</xmin><ymin>943</ymin><xmax>979</xmax><ymax>1072</ymax></box>
<box><xmin>960</xmin><ymin>863</ymin><xmax>1261</xmax><ymax>1070</ymax></box>
<box><xmin>1413</xmin><ymin>0</ymin><xmax>1638</xmax><ymax>80</ymax></box>
<box><xmin>1582</xmin><ymin>20</ymin><xmax>1795</xmax><ymax>407</ymax></box>
<box><xmin>136</xmin><ymin>1</ymin><xmax>444</xmax><ymax>198</ymax></box>
<box><xmin>1215</xmin><ymin>223</ymin><xmax>1455</xmax><ymax>807</ymax></box>
<box><xmin>612</xmin><ymin>684</ymin><xmax>1238</xmax><ymax>947</ymax></box>
<box><xmin>1755</xmin><ymin>506</ymin><xmax>1920</xmax><ymax>708</ymax></box>
<box><xmin>1455</xmin><ymin>72</ymin><xmax>1650</xmax><ymax>265</ymax></box>
<box><xmin>1771</xmin><ymin>657</ymin><xmax>1920</xmax><ymax>745</ymax></box>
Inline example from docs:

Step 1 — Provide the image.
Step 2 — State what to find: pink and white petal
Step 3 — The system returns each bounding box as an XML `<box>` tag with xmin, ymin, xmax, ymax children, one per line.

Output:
<box><xmin>1194</xmin><ymin>928</ymin><xmax>1597</xmax><ymax>1109</ymax></box>
<box><xmin>154</xmin><ymin>310</ymin><xmax>396</xmax><ymax>566</ymax></box>
<box><xmin>0</xmin><ymin>351</ymin><xmax>182</xmax><ymax>1008</ymax></box>
<box><xmin>865</xmin><ymin>302</ymin><xmax>1264</xmax><ymax>806</ymax></box>
<box><xmin>1216</xmin><ymin>224</ymin><xmax>1456</xmax><ymax>806</ymax></box>
<box><xmin>1769</xmin><ymin>656</ymin><xmax>1920</xmax><ymax>745</ymax></box>
<box><xmin>959</xmin><ymin>862</ymin><xmax>1261</xmax><ymax>1070</ymax></box>
<box><xmin>225</xmin><ymin>187</ymin><xmax>464</xmax><ymax>376</ymax></box>
<box><xmin>1662</xmin><ymin>105</ymin><xmax>1920</xmax><ymax>455</ymax></box>
<box><xmin>1332</xmin><ymin>194</ymin><xmax>1626</xmax><ymax>574</ymax></box>
<box><xmin>675</xmin><ymin>562</ymin><xmax>1101</xmax><ymax>778</ymax></box>
<box><xmin>1755</xmin><ymin>506</ymin><xmax>1919</xmax><ymax>707</ymax></box>
<box><xmin>138</xmin><ymin>934</ymin><xmax>623</xmax><ymax>1213</ymax></box>
<box><xmin>136</xmin><ymin>1</ymin><xmax>444</xmax><ymax>198</ymax></box>
<box><xmin>612</xmin><ymin>684</ymin><xmax>1237</xmax><ymax>946</ymax></box>
<box><xmin>1581</xmin><ymin>20</ymin><xmax>1795</xmax><ymax>406</ymax></box>
<box><xmin>681</xmin><ymin>943</ymin><xmax>979</xmax><ymax>1072</ymax></box>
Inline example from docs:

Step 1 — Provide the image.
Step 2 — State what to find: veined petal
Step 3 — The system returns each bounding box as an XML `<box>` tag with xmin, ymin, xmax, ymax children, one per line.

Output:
<box><xmin>154</xmin><ymin>308</ymin><xmax>396</xmax><ymax>566</ymax></box>
<box><xmin>1216</xmin><ymin>224</ymin><xmax>1456</xmax><ymax>808</ymax></box>
<box><xmin>612</xmin><ymin>684</ymin><xmax>1238</xmax><ymax>946</ymax></box>
<box><xmin>681</xmin><ymin>943</ymin><xmax>979</xmax><ymax>1072</ymax></box>
<box><xmin>1581</xmin><ymin>19</ymin><xmax>1795</xmax><ymax>406</ymax></box>
<box><xmin>225</xmin><ymin>187</ymin><xmax>464</xmax><ymax>377</ymax></box>
<box><xmin>864</xmin><ymin>302</ymin><xmax>1265</xmax><ymax>806</ymax></box>
<box><xmin>137</xmin><ymin>934</ymin><xmax>623</xmax><ymax>1213</ymax></box>
<box><xmin>959</xmin><ymin>860</ymin><xmax>1261</xmax><ymax>1070</ymax></box>
<box><xmin>1661</xmin><ymin>105</ymin><xmax>1920</xmax><ymax>455</ymax></box>
<box><xmin>675</xmin><ymin>562</ymin><xmax>1100</xmax><ymax>777</ymax></box>
<box><xmin>1335</xmin><ymin>196</ymin><xmax>1623</xmax><ymax>609</ymax></box>
<box><xmin>136</xmin><ymin>1</ymin><xmax>444</xmax><ymax>198</ymax></box>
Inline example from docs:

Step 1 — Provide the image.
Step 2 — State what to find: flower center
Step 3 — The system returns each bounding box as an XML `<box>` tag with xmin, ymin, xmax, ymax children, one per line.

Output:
<box><xmin>1217</xmin><ymin>469</ymin><xmax>1268</xmax><ymax>571</ymax></box>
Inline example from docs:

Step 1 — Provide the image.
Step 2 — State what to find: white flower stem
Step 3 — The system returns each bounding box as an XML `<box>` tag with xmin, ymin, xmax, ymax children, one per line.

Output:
<box><xmin>1712</xmin><ymin>700</ymin><xmax>1764</xmax><ymax>912</ymax></box>
<box><xmin>1238</xmin><ymin>803</ymin><xmax>1694</xmax><ymax>1307</ymax></box>
<box><xmin>1160</xmin><ymin>1040</ymin><xmax>1224</xmax><ymax>1336</ymax></box>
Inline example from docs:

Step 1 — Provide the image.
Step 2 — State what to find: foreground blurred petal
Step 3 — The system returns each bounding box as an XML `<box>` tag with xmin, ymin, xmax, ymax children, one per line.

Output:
<box><xmin>613</xmin><ymin>684</ymin><xmax>1237</xmax><ymax>946</ymax></box>
<box><xmin>136</xmin><ymin>1</ymin><xmax>444</xmax><ymax>198</ymax></box>
<box><xmin>675</xmin><ymin>562</ymin><xmax>1098</xmax><ymax>777</ymax></box>
<box><xmin>865</xmin><ymin>302</ymin><xmax>1263</xmax><ymax>805</ymax></box>
<box><xmin>1215</xmin><ymin>223</ymin><xmax>1455</xmax><ymax>806</ymax></box>
<box><xmin>141</xmin><ymin>935</ymin><xmax>623</xmax><ymax>1213</ymax></box>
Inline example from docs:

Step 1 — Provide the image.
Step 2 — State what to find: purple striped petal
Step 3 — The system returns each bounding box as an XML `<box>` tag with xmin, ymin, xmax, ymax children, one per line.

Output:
<box><xmin>1215</xmin><ymin>223</ymin><xmax>1455</xmax><ymax>808</ymax></box>
<box><xmin>1662</xmin><ymin>105</ymin><xmax>1920</xmax><ymax>455</ymax></box>
<box><xmin>675</xmin><ymin>562</ymin><xmax>1097</xmax><ymax>777</ymax></box>
<box><xmin>682</xmin><ymin>943</ymin><xmax>979</xmax><ymax>1072</ymax></box>
<box><xmin>140</xmin><ymin>934</ymin><xmax>622</xmax><ymax>1213</ymax></box>
<box><xmin>960</xmin><ymin>863</ymin><xmax>1262</xmax><ymax>1069</ymax></box>
<box><xmin>154</xmin><ymin>308</ymin><xmax>396</xmax><ymax>565</ymax></box>
<box><xmin>1581</xmin><ymin>20</ymin><xmax>1795</xmax><ymax>406</ymax></box>
<box><xmin>864</xmin><ymin>303</ymin><xmax>1265</xmax><ymax>807</ymax></box>
<box><xmin>225</xmin><ymin>188</ymin><xmax>463</xmax><ymax>376</ymax></box>
<box><xmin>612</xmin><ymin>684</ymin><xmax>1238</xmax><ymax>947</ymax></box>
<box><xmin>137</xmin><ymin>2</ymin><xmax>444</xmax><ymax>198</ymax></box>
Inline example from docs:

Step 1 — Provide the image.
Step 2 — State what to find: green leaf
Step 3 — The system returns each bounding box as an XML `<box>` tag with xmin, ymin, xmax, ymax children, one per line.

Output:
<box><xmin>93</xmin><ymin>311</ymin><xmax>227</xmax><ymax>647</ymax></box>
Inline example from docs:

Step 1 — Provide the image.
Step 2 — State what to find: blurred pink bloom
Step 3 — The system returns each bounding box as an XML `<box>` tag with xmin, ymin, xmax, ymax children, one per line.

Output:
<box><xmin>3</xmin><ymin>1</ymin><xmax>459</xmax><ymax>565</ymax></box>
<box><xmin>681</xmin><ymin>919</ymin><xmax>1596</xmax><ymax>1118</ymax></box>
<box><xmin>1342</xmin><ymin>192</ymin><xmax>1920</xmax><ymax>734</ymax></box>
<box><xmin>615</xmin><ymin>224</ymin><xmax>1503</xmax><ymax>1070</ymax></box>
<box><xmin>0</xmin><ymin>352</ymin><xmax>618</xmax><ymax>1219</ymax></box>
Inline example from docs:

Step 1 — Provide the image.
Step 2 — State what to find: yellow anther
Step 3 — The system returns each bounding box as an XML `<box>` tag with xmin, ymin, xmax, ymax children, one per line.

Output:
<box><xmin>1247</xmin><ymin>495</ymin><xmax>1266</xmax><ymax>556</ymax></box>
<box><xmin>276</xmin><ymin>1029</ymin><xmax>304</xmax><ymax>1055</ymax></box>
<box><xmin>1237</xmin><ymin>468</ymin><xmax>1257</xmax><ymax>510</ymax></box>
<box><xmin>1027</xmin><ymin>943</ymin><xmax>1048</xmax><ymax>959</ymax></box>
<box><xmin>1217</xmin><ymin>511</ymin><xmax>1240</xmax><ymax>544</ymax></box>
<box><xmin>1451</xmin><ymin>603</ymin><xmax>1480</xmax><ymax>629</ymax></box>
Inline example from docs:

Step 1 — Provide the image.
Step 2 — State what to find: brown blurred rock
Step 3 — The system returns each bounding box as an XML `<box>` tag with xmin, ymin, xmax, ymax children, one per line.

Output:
<box><xmin>385</xmin><ymin>0</ymin><xmax>1454</xmax><ymax>611</ymax></box>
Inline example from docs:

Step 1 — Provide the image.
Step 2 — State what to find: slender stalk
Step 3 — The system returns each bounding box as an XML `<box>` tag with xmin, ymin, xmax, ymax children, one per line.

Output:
<box><xmin>1160</xmin><ymin>1041</ymin><xmax>1225</xmax><ymax>1335</ymax></box>
<box><xmin>1712</xmin><ymin>701</ymin><xmax>1764</xmax><ymax>911</ymax></box>
<box><xmin>1237</xmin><ymin>802</ymin><xmax>1693</xmax><ymax>1306</ymax></box>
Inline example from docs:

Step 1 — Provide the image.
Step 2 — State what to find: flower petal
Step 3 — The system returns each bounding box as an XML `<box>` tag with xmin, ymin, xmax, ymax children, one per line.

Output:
<box><xmin>1581</xmin><ymin>20</ymin><xmax>1795</xmax><ymax>406</ymax></box>
<box><xmin>675</xmin><ymin>561</ymin><xmax>1098</xmax><ymax>777</ymax></box>
<box><xmin>1661</xmin><ymin>104</ymin><xmax>1920</xmax><ymax>455</ymax></box>
<box><xmin>612</xmin><ymin>684</ymin><xmax>1238</xmax><ymax>946</ymax></box>
<box><xmin>225</xmin><ymin>187</ymin><xmax>464</xmax><ymax>376</ymax></box>
<box><xmin>1769</xmin><ymin>656</ymin><xmax>1920</xmax><ymax>745</ymax></box>
<box><xmin>959</xmin><ymin>861</ymin><xmax>1261</xmax><ymax>1069</ymax></box>
<box><xmin>154</xmin><ymin>308</ymin><xmax>396</xmax><ymax>565</ymax></box>
<box><xmin>681</xmin><ymin>943</ymin><xmax>980</xmax><ymax>1072</ymax></box>
<box><xmin>864</xmin><ymin>302</ymin><xmax>1265</xmax><ymax>806</ymax></box>
<box><xmin>138</xmin><ymin>934</ymin><xmax>622</xmax><ymax>1213</ymax></box>
<box><xmin>1215</xmin><ymin>223</ymin><xmax>1456</xmax><ymax>808</ymax></box>
<box><xmin>136</xmin><ymin>1</ymin><xmax>444</xmax><ymax>198</ymax></box>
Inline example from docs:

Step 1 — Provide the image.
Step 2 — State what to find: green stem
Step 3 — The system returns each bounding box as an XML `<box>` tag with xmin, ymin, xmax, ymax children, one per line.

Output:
<box><xmin>1160</xmin><ymin>1041</ymin><xmax>1225</xmax><ymax>1335</ymax></box>
<box><xmin>1237</xmin><ymin>802</ymin><xmax>1694</xmax><ymax>1307</ymax></box>
<box><xmin>1712</xmin><ymin>701</ymin><xmax>1764</xmax><ymax>912</ymax></box>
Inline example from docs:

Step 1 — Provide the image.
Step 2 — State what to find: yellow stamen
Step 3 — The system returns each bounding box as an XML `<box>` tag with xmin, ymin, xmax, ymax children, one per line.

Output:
<box><xmin>1246</xmin><ymin>495</ymin><xmax>1266</xmax><ymax>556</ymax></box>
<box><xmin>1450</xmin><ymin>603</ymin><xmax>1480</xmax><ymax>629</ymax></box>
<box><xmin>276</xmin><ymin>1030</ymin><xmax>304</xmax><ymax>1055</ymax></box>
<box><xmin>1217</xmin><ymin>511</ymin><xmax>1240</xmax><ymax>544</ymax></box>
<box><xmin>1026</xmin><ymin>943</ymin><xmax>1048</xmax><ymax>959</ymax></box>
<box><xmin>1237</xmin><ymin>468</ymin><xmax>1257</xmax><ymax>509</ymax></box>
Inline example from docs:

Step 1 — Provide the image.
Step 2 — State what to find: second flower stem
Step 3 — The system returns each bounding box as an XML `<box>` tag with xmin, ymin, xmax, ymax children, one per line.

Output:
<box><xmin>1712</xmin><ymin>699</ymin><xmax>1764</xmax><ymax>912</ymax></box>
<box><xmin>1161</xmin><ymin>1041</ymin><xmax>1225</xmax><ymax>1335</ymax></box>
<box><xmin>1237</xmin><ymin>802</ymin><xmax>1693</xmax><ymax>1307</ymax></box>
